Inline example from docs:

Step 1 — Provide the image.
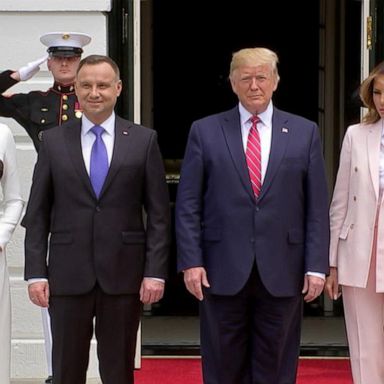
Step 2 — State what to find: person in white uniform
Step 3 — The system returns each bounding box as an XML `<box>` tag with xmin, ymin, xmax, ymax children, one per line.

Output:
<box><xmin>0</xmin><ymin>123</ymin><xmax>24</xmax><ymax>384</ymax></box>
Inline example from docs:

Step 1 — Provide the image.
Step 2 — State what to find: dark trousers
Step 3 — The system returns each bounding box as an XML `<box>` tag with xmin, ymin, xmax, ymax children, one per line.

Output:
<box><xmin>200</xmin><ymin>265</ymin><xmax>302</xmax><ymax>384</ymax></box>
<box><xmin>49</xmin><ymin>284</ymin><xmax>142</xmax><ymax>384</ymax></box>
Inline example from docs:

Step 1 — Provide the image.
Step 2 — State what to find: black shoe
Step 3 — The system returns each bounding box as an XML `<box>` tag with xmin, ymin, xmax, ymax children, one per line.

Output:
<box><xmin>45</xmin><ymin>376</ymin><xmax>53</xmax><ymax>384</ymax></box>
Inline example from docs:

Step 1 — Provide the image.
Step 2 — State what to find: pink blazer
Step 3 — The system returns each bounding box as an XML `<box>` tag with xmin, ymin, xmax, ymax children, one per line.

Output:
<box><xmin>330</xmin><ymin>120</ymin><xmax>384</xmax><ymax>290</ymax></box>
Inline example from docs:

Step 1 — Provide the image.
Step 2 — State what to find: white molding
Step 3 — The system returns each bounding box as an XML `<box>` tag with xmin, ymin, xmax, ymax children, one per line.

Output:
<box><xmin>133</xmin><ymin>0</ymin><xmax>141</xmax><ymax>124</ymax></box>
<box><xmin>0</xmin><ymin>0</ymin><xmax>112</xmax><ymax>12</ymax></box>
<box><xmin>361</xmin><ymin>0</ymin><xmax>369</xmax><ymax>81</ymax></box>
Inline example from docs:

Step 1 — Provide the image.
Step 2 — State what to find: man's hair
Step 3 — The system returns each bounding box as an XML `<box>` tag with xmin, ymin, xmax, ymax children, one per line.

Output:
<box><xmin>77</xmin><ymin>54</ymin><xmax>120</xmax><ymax>80</ymax></box>
<box><xmin>229</xmin><ymin>47</ymin><xmax>280</xmax><ymax>83</ymax></box>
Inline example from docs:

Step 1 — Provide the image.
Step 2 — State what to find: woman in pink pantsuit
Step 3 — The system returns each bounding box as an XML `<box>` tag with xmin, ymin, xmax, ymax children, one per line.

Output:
<box><xmin>326</xmin><ymin>61</ymin><xmax>384</xmax><ymax>384</ymax></box>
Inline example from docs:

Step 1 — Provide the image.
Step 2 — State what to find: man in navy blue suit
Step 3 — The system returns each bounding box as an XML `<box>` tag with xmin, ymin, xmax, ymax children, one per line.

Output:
<box><xmin>175</xmin><ymin>47</ymin><xmax>329</xmax><ymax>384</ymax></box>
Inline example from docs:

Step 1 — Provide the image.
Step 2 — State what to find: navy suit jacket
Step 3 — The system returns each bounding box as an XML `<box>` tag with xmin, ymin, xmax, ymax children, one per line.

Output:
<box><xmin>176</xmin><ymin>106</ymin><xmax>329</xmax><ymax>297</ymax></box>
<box><xmin>23</xmin><ymin>115</ymin><xmax>170</xmax><ymax>296</ymax></box>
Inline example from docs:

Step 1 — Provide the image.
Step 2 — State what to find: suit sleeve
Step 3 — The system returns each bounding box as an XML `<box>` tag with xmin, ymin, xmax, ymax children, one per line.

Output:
<box><xmin>143</xmin><ymin>131</ymin><xmax>171</xmax><ymax>279</ymax></box>
<box><xmin>0</xmin><ymin>69</ymin><xmax>35</xmax><ymax>138</ymax></box>
<box><xmin>304</xmin><ymin>123</ymin><xmax>330</xmax><ymax>274</ymax></box>
<box><xmin>175</xmin><ymin>122</ymin><xmax>205</xmax><ymax>272</ymax></box>
<box><xmin>23</xmin><ymin>138</ymin><xmax>53</xmax><ymax>280</ymax></box>
<box><xmin>329</xmin><ymin>127</ymin><xmax>352</xmax><ymax>267</ymax></box>
<box><xmin>0</xmin><ymin>70</ymin><xmax>18</xmax><ymax>94</ymax></box>
<box><xmin>0</xmin><ymin>70</ymin><xmax>24</xmax><ymax>117</ymax></box>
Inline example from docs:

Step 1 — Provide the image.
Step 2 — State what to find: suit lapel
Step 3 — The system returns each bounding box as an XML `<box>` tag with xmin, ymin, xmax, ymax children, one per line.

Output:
<box><xmin>64</xmin><ymin>121</ymin><xmax>95</xmax><ymax>197</ymax></box>
<box><xmin>98</xmin><ymin>116</ymin><xmax>134</xmax><ymax>198</ymax></box>
<box><xmin>367</xmin><ymin>121</ymin><xmax>382</xmax><ymax>201</ymax></box>
<box><xmin>64</xmin><ymin>117</ymin><xmax>135</xmax><ymax>199</ymax></box>
<box><xmin>221</xmin><ymin>108</ymin><xmax>255</xmax><ymax>200</ymax></box>
<box><xmin>258</xmin><ymin>108</ymin><xmax>289</xmax><ymax>201</ymax></box>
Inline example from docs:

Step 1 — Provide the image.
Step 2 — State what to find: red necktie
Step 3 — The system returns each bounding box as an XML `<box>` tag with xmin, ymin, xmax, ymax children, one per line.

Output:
<box><xmin>246</xmin><ymin>116</ymin><xmax>262</xmax><ymax>198</ymax></box>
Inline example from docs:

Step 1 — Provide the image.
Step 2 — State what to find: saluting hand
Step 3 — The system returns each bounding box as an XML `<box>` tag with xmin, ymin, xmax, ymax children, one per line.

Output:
<box><xmin>16</xmin><ymin>54</ymin><xmax>49</xmax><ymax>81</ymax></box>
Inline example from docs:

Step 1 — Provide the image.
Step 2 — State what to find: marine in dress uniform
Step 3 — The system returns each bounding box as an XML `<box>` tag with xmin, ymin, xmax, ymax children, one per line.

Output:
<box><xmin>0</xmin><ymin>32</ymin><xmax>91</xmax><ymax>384</ymax></box>
<box><xmin>0</xmin><ymin>32</ymin><xmax>91</xmax><ymax>151</ymax></box>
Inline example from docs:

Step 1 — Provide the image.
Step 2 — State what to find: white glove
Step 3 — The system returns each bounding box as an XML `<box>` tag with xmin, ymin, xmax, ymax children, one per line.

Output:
<box><xmin>18</xmin><ymin>54</ymin><xmax>49</xmax><ymax>81</ymax></box>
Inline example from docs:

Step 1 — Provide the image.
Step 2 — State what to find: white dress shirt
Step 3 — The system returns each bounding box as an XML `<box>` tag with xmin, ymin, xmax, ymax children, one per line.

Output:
<box><xmin>81</xmin><ymin>113</ymin><xmax>115</xmax><ymax>172</ymax></box>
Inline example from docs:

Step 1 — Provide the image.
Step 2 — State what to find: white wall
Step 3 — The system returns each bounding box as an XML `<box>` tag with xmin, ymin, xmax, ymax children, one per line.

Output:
<box><xmin>0</xmin><ymin>1</ymin><xmax>112</xmax><ymax>379</ymax></box>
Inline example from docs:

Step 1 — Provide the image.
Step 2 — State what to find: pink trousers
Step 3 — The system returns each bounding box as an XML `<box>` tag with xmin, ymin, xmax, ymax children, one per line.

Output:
<box><xmin>342</xmin><ymin>196</ymin><xmax>384</xmax><ymax>384</ymax></box>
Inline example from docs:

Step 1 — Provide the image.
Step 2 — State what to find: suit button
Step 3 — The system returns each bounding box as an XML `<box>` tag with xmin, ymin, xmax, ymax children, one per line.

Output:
<box><xmin>353</xmin><ymin>196</ymin><xmax>357</xmax><ymax>201</ymax></box>
<box><xmin>255</xmin><ymin>206</ymin><xmax>260</xmax><ymax>212</ymax></box>
<box><xmin>250</xmin><ymin>238</ymin><xmax>255</xmax><ymax>243</ymax></box>
<box><xmin>95</xmin><ymin>206</ymin><xmax>101</xmax><ymax>212</ymax></box>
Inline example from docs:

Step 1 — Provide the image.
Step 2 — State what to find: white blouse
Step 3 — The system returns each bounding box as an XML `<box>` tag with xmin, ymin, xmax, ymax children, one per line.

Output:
<box><xmin>0</xmin><ymin>124</ymin><xmax>24</xmax><ymax>249</ymax></box>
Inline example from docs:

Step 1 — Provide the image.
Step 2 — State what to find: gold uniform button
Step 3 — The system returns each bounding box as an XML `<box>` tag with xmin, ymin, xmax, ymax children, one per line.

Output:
<box><xmin>62</xmin><ymin>95</ymin><xmax>68</xmax><ymax>101</ymax></box>
<box><xmin>75</xmin><ymin>111</ymin><xmax>82</xmax><ymax>118</ymax></box>
<box><xmin>62</xmin><ymin>114</ymin><xmax>68</xmax><ymax>121</ymax></box>
<box><xmin>62</xmin><ymin>104</ymin><xmax>68</xmax><ymax>111</ymax></box>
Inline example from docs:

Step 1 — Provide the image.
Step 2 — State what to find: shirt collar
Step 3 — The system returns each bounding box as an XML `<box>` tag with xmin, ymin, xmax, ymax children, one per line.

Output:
<box><xmin>81</xmin><ymin>112</ymin><xmax>116</xmax><ymax>136</ymax></box>
<box><xmin>238</xmin><ymin>101</ymin><xmax>274</xmax><ymax>127</ymax></box>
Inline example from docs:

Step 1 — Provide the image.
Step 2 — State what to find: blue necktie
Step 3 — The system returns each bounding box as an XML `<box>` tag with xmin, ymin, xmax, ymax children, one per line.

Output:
<box><xmin>90</xmin><ymin>125</ymin><xmax>108</xmax><ymax>197</ymax></box>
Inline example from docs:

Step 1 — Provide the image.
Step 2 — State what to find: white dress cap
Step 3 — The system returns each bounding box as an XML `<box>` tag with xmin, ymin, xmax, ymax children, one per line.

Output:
<box><xmin>40</xmin><ymin>32</ymin><xmax>92</xmax><ymax>57</ymax></box>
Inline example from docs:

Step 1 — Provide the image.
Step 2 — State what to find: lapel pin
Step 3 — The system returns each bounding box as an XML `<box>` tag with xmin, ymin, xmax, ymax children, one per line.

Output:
<box><xmin>282</xmin><ymin>127</ymin><xmax>289</xmax><ymax>133</ymax></box>
<box><xmin>122</xmin><ymin>130</ymin><xmax>129</xmax><ymax>135</ymax></box>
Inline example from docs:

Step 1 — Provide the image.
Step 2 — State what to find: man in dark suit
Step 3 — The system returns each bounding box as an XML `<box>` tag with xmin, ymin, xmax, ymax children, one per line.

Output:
<box><xmin>175</xmin><ymin>47</ymin><xmax>329</xmax><ymax>384</ymax></box>
<box><xmin>23</xmin><ymin>54</ymin><xmax>170</xmax><ymax>384</ymax></box>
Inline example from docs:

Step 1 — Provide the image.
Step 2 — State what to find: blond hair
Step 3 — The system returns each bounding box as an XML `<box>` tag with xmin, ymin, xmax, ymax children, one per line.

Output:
<box><xmin>229</xmin><ymin>47</ymin><xmax>280</xmax><ymax>83</ymax></box>
<box><xmin>360</xmin><ymin>61</ymin><xmax>384</xmax><ymax>124</ymax></box>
